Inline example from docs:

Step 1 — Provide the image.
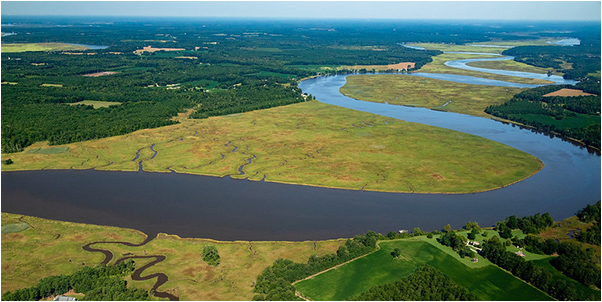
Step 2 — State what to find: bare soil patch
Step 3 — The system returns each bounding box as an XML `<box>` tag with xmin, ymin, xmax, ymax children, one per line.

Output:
<box><xmin>82</xmin><ymin>71</ymin><xmax>118</xmax><ymax>77</ymax></box>
<box><xmin>134</xmin><ymin>46</ymin><xmax>186</xmax><ymax>54</ymax></box>
<box><xmin>543</xmin><ymin>88</ymin><xmax>596</xmax><ymax>97</ymax></box>
<box><xmin>387</xmin><ymin>62</ymin><xmax>416</xmax><ymax>70</ymax></box>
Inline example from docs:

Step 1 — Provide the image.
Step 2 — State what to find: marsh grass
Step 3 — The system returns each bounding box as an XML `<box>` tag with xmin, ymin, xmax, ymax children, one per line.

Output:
<box><xmin>341</xmin><ymin>74</ymin><xmax>525</xmax><ymax>118</ymax></box>
<box><xmin>466</xmin><ymin>59</ymin><xmax>557</xmax><ymax>74</ymax></box>
<box><xmin>1</xmin><ymin>213</ymin><xmax>343</xmax><ymax>300</ymax></box>
<box><xmin>0</xmin><ymin>213</ymin><xmax>145</xmax><ymax>294</ymax></box>
<box><xmin>2</xmin><ymin>101</ymin><xmax>542</xmax><ymax>193</ymax></box>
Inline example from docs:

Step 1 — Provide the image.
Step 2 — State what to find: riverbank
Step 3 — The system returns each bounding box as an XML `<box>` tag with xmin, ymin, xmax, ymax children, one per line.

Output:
<box><xmin>1</xmin><ymin>101</ymin><xmax>542</xmax><ymax>194</ymax></box>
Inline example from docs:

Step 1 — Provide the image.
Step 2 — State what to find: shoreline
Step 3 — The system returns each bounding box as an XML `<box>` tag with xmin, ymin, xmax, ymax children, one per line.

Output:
<box><xmin>0</xmin><ymin>163</ymin><xmax>544</xmax><ymax>195</ymax></box>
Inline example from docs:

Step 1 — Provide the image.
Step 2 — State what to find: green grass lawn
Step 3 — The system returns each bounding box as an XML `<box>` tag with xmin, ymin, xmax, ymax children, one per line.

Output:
<box><xmin>341</xmin><ymin>74</ymin><xmax>523</xmax><ymax>118</ymax></box>
<box><xmin>295</xmin><ymin>238</ymin><xmax>552</xmax><ymax>301</ymax></box>
<box><xmin>1</xmin><ymin>101</ymin><xmax>542</xmax><ymax>194</ymax></box>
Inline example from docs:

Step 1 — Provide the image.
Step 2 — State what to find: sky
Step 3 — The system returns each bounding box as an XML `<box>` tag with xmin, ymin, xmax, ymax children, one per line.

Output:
<box><xmin>1</xmin><ymin>1</ymin><xmax>600</xmax><ymax>21</ymax></box>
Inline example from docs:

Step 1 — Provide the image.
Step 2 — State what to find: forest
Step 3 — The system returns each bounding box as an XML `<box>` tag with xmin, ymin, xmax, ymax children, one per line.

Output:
<box><xmin>0</xmin><ymin>260</ymin><xmax>150</xmax><ymax>301</ymax></box>
<box><xmin>1</xmin><ymin>18</ymin><xmax>445</xmax><ymax>153</ymax></box>
<box><xmin>485</xmin><ymin>82</ymin><xmax>601</xmax><ymax>149</ymax></box>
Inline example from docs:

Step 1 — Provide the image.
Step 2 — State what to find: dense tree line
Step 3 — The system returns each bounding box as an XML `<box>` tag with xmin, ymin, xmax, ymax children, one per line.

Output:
<box><xmin>550</xmin><ymin>242</ymin><xmax>601</xmax><ymax>287</ymax></box>
<box><xmin>577</xmin><ymin>200</ymin><xmax>601</xmax><ymax>223</ymax></box>
<box><xmin>1</xmin><ymin>260</ymin><xmax>150</xmax><ymax>301</ymax></box>
<box><xmin>351</xmin><ymin>265</ymin><xmax>478</xmax><ymax>301</ymax></box>
<box><xmin>252</xmin><ymin>231</ymin><xmax>381</xmax><ymax>301</ymax></box>
<box><xmin>498</xmin><ymin>212</ymin><xmax>555</xmax><ymax>236</ymax></box>
<box><xmin>485</xmin><ymin>83</ymin><xmax>601</xmax><ymax>148</ymax></box>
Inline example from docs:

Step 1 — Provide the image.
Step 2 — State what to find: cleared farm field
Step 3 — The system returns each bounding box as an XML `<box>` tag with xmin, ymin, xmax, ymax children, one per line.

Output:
<box><xmin>295</xmin><ymin>238</ymin><xmax>552</xmax><ymax>301</ymax></box>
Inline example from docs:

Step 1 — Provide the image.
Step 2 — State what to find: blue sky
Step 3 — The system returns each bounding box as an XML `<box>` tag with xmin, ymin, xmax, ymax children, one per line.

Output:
<box><xmin>1</xmin><ymin>1</ymin><xmax>600</xmax><ymax>21</ymax></box>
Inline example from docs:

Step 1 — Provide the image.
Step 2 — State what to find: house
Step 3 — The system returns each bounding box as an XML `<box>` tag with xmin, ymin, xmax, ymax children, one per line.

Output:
<box><xmin>54</xmin><ymin>296</ymin><xmax>76</xmax><ymax>301</ymax></box>
<box><xmin>515</xmin><ymin>250</ymin><xmax>525</xmax><ymax>257</ymax></box>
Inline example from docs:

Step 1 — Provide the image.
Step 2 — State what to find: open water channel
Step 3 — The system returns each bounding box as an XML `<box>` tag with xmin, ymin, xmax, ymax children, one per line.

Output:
<box><xmin>2</xmin><ymin>54</ymin><xmax>600</xmax><ymax>241</ymax></box>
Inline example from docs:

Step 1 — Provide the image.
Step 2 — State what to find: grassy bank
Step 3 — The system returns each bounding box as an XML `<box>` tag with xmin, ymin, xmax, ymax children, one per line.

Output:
<box><xmin>1</xmin><ymin>101</ymin><xmax>542</xmax><ymax>193</ymax></box>
<box><xmin>1</xmin><ymin>213</ymin><xmax>344</xmax><ymax>300</ymax></box>
<box><xmin>340</xmin><ymin>74</ymin><xmax>522</xmax><ymax>118</ymax></box>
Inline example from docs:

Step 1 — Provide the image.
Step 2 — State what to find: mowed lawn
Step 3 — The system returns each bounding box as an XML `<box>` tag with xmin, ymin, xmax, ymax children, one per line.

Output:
<box><xmin>295</xmin><ymin>238</ymin><xmax>553</xmax><ymax>301</ymax></box>
<box><xmin>340</xmin><ymin>74</ymin><xmax>523</xmax><ymax>118</ymax></box>
<box><xmin>1</xmin><ymin>101</ymin><xmax>542</xmax><ymax>194</ymax></box>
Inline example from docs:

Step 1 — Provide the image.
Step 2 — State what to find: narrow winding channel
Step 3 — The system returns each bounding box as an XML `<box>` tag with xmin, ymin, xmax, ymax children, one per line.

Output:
<box><xmin>82</xmin><ymin>238</ymin><xmax>177</xmax><ymax>301</ymax></box>
<box><xmin>2</xmin><ymin>54</ymin><xmax>599</xmax><ymax>241</ymax></box>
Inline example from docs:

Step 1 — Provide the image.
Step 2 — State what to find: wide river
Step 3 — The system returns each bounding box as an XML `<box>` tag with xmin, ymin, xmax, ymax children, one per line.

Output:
<box><xmin>2</xmin><ymin>57</ymin><xmax>600</xmax><ymax>241</ymax></box>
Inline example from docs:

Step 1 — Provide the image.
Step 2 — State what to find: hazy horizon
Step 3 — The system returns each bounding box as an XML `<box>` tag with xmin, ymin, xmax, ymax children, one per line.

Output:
<box><xmin>1</xmin><ymin>1</ymin><xmax>600</xmax><ymax>21</ymax></box>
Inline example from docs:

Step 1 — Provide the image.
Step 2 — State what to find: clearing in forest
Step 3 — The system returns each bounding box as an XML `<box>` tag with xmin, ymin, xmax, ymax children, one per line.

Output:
<box><xmin>543</xmin><ymin>88</ymin><xmax>596</xmax><ymax>97</ymax></box>
<box><xmin>68</xmin><ymin>100</ymin><xmax>122</xmax><ymax>109</ymax></box>
<box><xmin>82</xmin><ymin>71</ymin><xmax>119</xmax><ymax>77</ymax></box>
<box><xmin>133</xmin><ymin>46</ymin><xmax>186</xmax><ymax>54</ymax></box>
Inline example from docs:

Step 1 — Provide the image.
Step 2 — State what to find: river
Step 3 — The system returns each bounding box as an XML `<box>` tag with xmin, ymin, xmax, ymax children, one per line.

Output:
<box><xmin>2</xmin><ymin>53</ymin><xmax>599</xmax><ymax>241</ymax></box>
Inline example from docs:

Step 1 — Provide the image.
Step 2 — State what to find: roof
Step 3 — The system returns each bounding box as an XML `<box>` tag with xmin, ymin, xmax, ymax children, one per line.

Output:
<box><xmin>54</xmin><ymin>296</ymin><xmax>76</xmax><ymax>301</ymax></box>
